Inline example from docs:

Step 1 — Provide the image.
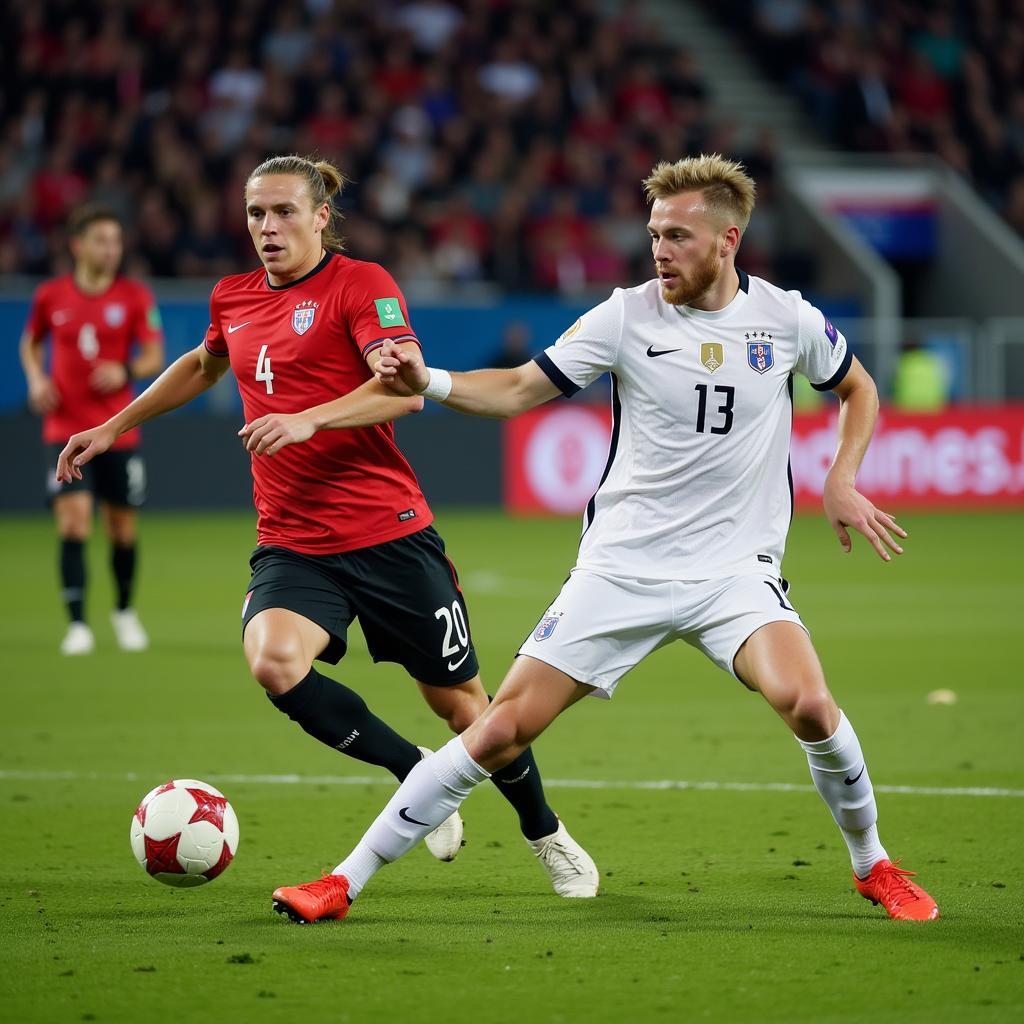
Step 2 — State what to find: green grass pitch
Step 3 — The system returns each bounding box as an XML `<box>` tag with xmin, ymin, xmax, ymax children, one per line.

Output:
<box><xmin>1</xmin><ymin>509</ymin><xmax>1021</xmax><ymax>1023</ymax></box>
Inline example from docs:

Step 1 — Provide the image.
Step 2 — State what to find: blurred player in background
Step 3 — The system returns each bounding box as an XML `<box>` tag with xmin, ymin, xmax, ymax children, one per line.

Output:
<box><xmin>56</xmin><ymin>155</ymin><xmax>597</xmax><ymax>897</ymax></box>
<box><xmin>271</xmin><ymin>154</ymin><xmax>939</xmax><ymax>926</ymax></box>
<box><xmin>20</xmin><ymin>205</ymin><xmax>165</xmax><ymax>655</ymax></box>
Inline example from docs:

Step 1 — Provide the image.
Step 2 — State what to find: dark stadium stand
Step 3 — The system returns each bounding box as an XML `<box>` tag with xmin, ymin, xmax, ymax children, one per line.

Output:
<box><xmin>704</xmin><ymin>0</ymin><xmax>1024</xmax><ymax>236</ymax></box>
<box><xmin>1</xmin><ymin>0</ymin><xmax>802</xmax><ymax>289</ymax></box>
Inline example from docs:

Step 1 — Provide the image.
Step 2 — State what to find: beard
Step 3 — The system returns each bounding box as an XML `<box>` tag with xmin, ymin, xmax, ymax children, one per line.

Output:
<box><xmin>657</xmin><ymin>242</ymin><xmax>721</xmax><ymax>306</ymax></box>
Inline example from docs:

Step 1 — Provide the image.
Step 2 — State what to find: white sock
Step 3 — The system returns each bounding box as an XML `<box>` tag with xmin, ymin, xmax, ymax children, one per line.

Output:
<box><xmin>332</xmin><ymin>845</ymin><xmax>385</xmax><ymax>899</ymax></box>
<box><xmin>797</xmin><ymin>710</ymin><xmax>888</xmax><ymax>879</ymax></box>
<box><xmin>333</xmin><ymin>736</ymin><xmax>490</xmax><ymax>899</ymax></box>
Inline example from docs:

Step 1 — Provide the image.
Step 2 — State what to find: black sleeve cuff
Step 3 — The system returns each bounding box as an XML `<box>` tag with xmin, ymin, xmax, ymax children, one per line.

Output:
<box><xmin>534</xmin><ymin>352</ymin><xmax>581</xmax><ymax>397</ymax></box>
<box><xmin>810</xmin><ymin>346</ymin><xmax>853</xmax><ymax>392</ymax></box>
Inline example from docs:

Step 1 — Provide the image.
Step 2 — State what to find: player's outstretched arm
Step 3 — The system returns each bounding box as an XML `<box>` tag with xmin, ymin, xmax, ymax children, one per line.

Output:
<box><xmin>822</xmin><ymin>357</ymin><xmax>907</xmax><ymax>561</ymax></box>
<box><xmin>238</xmin><ymin>376</ymin><xmax>425</xmax><ymax>457</ymax></box>
<box><xmin>375</xmin><ymin>339</ymin><xmax>560</xmax><ymax>418</ymax></box>
<box><xmin>56</xmin><ymin>343</ymin><xmax>230</xmax><ymax>482</ymax></box>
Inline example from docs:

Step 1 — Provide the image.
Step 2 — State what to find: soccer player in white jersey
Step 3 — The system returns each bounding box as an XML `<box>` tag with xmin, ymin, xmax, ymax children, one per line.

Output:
<box><xmin>270</xmin><ymin>154</ymin><xmax>939</xmax><ymax>925</ymax></box>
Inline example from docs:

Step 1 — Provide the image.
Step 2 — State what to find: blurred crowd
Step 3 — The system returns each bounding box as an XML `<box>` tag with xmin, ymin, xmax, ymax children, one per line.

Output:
<box><xmin>715</xmin><ymin>0</ymin><xmax>1024</xmax><ymax>235</ymax></box>
<box><xmin>9</xmin><ymin>1</ymin><xmax>1016</xmax><ymax>294</ymax></box>
<box><xmin>1</xmin><ymin>0</ymin><xmax>785</xmax><ymax>292</ymax></box>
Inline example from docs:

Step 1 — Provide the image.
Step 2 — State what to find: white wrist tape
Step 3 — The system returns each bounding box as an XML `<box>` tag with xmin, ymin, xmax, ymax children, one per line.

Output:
<box><xmin>420</xmin><ymin>367</ymin><xmax>453</xmax><ymax>402</ymax></box>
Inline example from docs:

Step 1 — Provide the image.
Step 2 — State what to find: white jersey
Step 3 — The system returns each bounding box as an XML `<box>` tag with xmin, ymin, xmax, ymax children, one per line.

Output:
<box><xmin>534</xmin><ymin>271</ymin><xmax>852</xmax><ymax>581</ymax></box>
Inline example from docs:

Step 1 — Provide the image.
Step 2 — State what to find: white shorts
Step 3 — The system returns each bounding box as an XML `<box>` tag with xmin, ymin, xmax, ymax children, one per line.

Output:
<box><xmin>517</xmin><ymin>569</ymin><xmax>807</xmax><ymax>699</ymax></box>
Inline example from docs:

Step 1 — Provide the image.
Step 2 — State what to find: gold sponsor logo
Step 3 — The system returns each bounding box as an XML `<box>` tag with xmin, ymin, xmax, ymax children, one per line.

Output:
<box><xmin>558</xmin><ymin>318</ymin><xmax>582</xmax><ymax>343</ymax></box>
<box><xmin>701</xmin><ymin>342</ymin><xmax>724</xmax><ymax>373</ymax></box>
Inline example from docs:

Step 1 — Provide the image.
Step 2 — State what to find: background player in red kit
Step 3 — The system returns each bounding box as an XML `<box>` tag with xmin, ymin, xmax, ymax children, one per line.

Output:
<box><xmin>57</xmin><ymin>155</ymin><xmax>597</xmax><ymax>898</ymax></box>
<box><xmin>20</xmin><ymin>205</ymin><xmax>164</xmax><ymax>656</ymax></box>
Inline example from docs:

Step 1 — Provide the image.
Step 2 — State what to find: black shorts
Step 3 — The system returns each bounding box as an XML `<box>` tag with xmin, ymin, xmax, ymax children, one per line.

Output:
<box><xmin>47</xmin><ymin>444</ymin><xmax>146</xmax><ymax>508</ymax></box>
<box><xmin>241</xmin><ymin>526</ymin><xmax>480</xmax><ymax>687</ymax></box>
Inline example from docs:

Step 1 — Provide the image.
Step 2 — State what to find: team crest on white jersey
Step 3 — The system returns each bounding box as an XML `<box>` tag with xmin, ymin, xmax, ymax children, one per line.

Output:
<box><xmin>104</xmin><ymin>304</ymin><xmax>126</xmax><ymax>327</ymax></box>
<box><xmin>746</xmin><ymin>331</ymin><xmax>774</xmax><ymax>374</ymax></box>
<box><xmin>701</xmin><ymin>342</ymin><xmax>724</xmax><ymax>373</ymax></box>
<box><xmin>292</xmin><ymin>300</ymin><xmax>318</xmax><ymax>335</ymax></box>
<box><xmin>533</xmin><ymin>612</ymin><xmax>562</xmax><ymax>641</ymax></box>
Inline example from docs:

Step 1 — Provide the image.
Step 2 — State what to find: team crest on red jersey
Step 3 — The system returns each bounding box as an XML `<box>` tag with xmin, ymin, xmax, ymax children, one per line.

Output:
<box><xmin>292</xmin><ymin>300</ymin><xmax>318</xmax><ymax>335</ymax></box>
<box><xmin>105</xmin><ymin>304</ymin><xmax>126</xmax><ymax>327</ymax></box>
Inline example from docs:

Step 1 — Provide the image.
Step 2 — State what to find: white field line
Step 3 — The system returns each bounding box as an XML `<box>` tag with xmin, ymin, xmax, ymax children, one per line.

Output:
<box><xmin>0</xmin><ymin>769</ymin><xmax>1020</xmax><ymax>799</ymax></box>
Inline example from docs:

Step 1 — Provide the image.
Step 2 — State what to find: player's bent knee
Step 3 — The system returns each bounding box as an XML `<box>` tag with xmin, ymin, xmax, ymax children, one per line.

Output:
<box><xmin>57</xmin><ymin>512</ymin><xmax>91</xmax><ymax>542</ymax></box>
<box><xmin>246</xmin><ymin>647</ymin><xmax>308</xmax><ymax>695</ymax></box>
<box><xmin>788</xmin><ymin>688</ymin><xmax>839</xmax><ymax>737</ymax></box>
<box><xmin>109</xmin><ymin>524</ymin><xmax>137</xmax><ymax>546</ymax></box>
<box><xmin>471</xmin><ymin>703</ymin><xmax>534</xmax><ymax>766</ymax></box>
<box><xmin>441</xmin><ymin>694</ymin><xmax>488</xmax><ymax>734</ymax></box>
<box><xmin>420</xmin><ymin>677</ymin><xmax>489</xmax><ymax>733</ymax></box>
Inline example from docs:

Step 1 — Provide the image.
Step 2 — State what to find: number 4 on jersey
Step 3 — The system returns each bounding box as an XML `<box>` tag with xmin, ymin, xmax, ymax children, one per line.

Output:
<box><xmin>255</xmin><ymin>344</ymin><xmax>274</xmax><ymax>395</ymax></box>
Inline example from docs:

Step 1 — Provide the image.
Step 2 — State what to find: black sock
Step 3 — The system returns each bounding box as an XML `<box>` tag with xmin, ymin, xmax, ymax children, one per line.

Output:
<box><xmin>268</xmin><ymin>668</ymin><xmax>422</xmax><ymax>781</ymax></box>
<box><xmin>111</xmin><ymin>543</ymin><xmax>137</xmax><ymax>611</ymax></box>
<box><xmin>60</xmin><ymin>539</ymin><xmax>86</xmax><ymax>623</ymax></box>
<box><xmin>491</xmin><ymin>746</ymin><xmax>559</xmax><ymax>841</ymax></box>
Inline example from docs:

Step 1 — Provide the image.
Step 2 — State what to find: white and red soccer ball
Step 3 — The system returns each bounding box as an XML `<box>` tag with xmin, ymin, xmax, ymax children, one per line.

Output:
<box><xmin>130</xmin><ymin>779</ymin><xmax>239</xmax><ymax>887</ymax></box>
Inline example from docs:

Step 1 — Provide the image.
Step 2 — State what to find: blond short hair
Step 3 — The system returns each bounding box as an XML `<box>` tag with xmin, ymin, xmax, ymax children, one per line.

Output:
<box><xmin>643</xmin><ymin>154</ymin><xmax>756</xmax><ymax>234</ymax></box>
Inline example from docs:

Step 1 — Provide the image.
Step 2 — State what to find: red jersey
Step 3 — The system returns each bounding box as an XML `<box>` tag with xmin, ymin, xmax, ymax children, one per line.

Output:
<box><xmin>205</xmin><ymin>252</ymin><xmax>433</xmax><ymax>555</ymax></box>
<box><xmin>26</xmin><ymin>275</ymin><xmax>163</xmax><ymax>448</ymax></box>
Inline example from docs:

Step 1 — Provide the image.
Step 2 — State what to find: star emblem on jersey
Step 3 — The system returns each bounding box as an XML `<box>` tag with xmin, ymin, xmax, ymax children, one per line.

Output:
<box><xmin>746</xmin><ymin>330</ymin><xmax>774</xmax><ymax>374</ymax></box>
<box><xmin>700</xmin><ymin>342</ymin><xmax>724</xmax><ymax>373</ymax></box>
<box><xmin>292</xmin><ymin>300</ymin><xmax>318</xmax><ymax>335</ymax></box>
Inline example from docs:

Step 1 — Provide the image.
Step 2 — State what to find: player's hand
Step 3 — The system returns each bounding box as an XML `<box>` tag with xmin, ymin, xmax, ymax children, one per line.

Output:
<box><xmin>238</xmin><ymin>412</ymin><xmax>316</xmax><ymax>456</ymax></box>
<box><xmin>90</xmin><ymin>361</ymin><xmax>129</xmax><ymax>393</ymax></box>
<box><xmin>823</xmin><ymin>475</ymin><xmax>906</xmax><ymax>562</ymax></box>
<box><xmin>28</xmin><ymin>375</ymin><xmax>59</xmax><ymax>414</ymax></box>
<box><xmin>56</xmin><ymin>425</ymin><xmax>117</xmax><ymax>482</ymax></box>
<box><xmin>374</xmin><ymin>339</ymin><xmax>428</xmax><ymax>396</ymax></box>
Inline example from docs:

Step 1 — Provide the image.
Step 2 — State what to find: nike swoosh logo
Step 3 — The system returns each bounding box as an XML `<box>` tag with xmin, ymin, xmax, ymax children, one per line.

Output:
<box><xmin>844</xmin><ymin>765</ymin><xmax>866</xmax><ymax>786</ymax></box>
<box><xmin>447</xmin><ymin>651</ymin><xmax>470</xmax><ymax>672</ymax></box>
<box><xmin>646</xmin><ymin>345</ymin><xmax>681</xmax><ymax>357</ymax></box>
<box><xmin>399</xmin><ymin>806</ymin><xmax>431</xmax><ymax>827</ymax></box>
<box><xmin>227</xmin><ymin>321</ymin><xmax>252</xmax><ymax>334</ymax></box>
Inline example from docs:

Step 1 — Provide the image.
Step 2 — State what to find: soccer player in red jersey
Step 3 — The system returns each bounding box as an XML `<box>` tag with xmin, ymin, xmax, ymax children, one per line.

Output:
<box><xmin>57</xmin><ymin>155</ymin><xmax>597</xmax><ymax>897</ymax></box>
<box><xmin>21</xmin><ymin>205</ymin><xmax>165</xmax><ymax>655</ymax></box>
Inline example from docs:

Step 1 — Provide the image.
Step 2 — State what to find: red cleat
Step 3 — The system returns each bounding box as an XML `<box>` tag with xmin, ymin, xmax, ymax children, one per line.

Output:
<box><xmin>854</xmin><ymin>859</ymin><xmax>939</xmax><ymax>921</ymax></box>
<box><xmin>272</xmin><ymin>873</ymin><xmax>351</xmax><ymax>924</ymax></box>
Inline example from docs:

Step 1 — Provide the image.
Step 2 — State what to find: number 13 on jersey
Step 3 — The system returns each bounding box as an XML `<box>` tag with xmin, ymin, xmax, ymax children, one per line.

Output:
<box><xmin>256</xmin><ymin>344</ymin><xmax>275</xmax><ymax>395</ymax></box>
